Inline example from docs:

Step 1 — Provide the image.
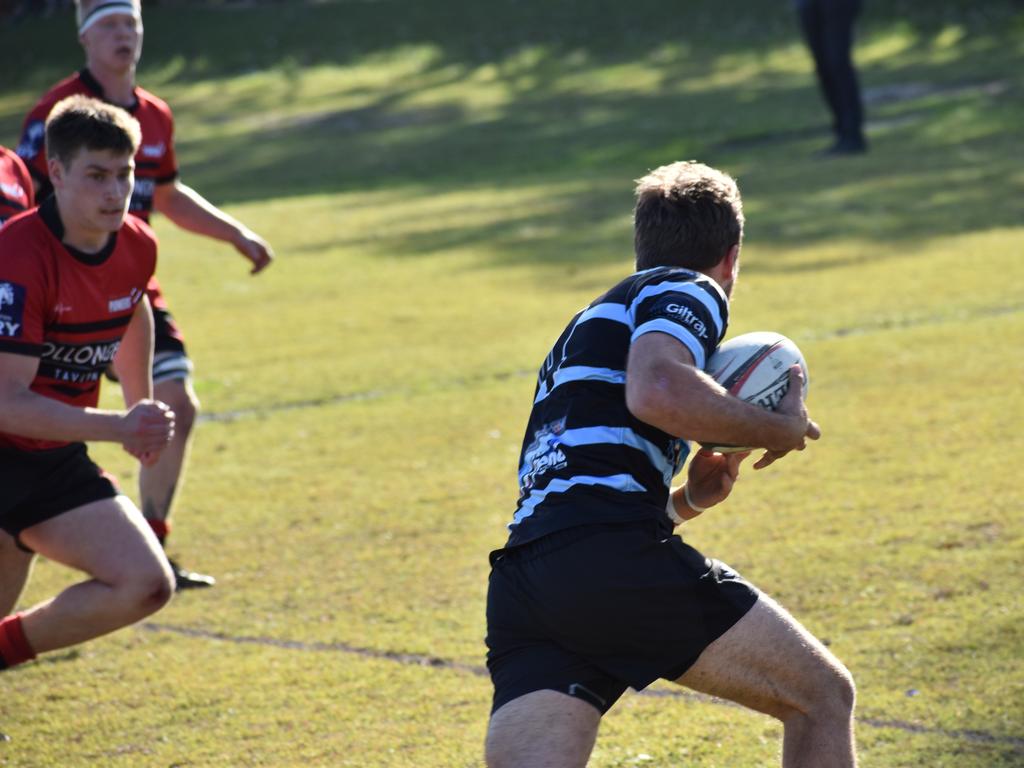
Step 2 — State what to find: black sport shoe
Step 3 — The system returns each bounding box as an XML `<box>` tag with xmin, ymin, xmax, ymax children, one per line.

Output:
<box><xmin>819</xmin><ymin>137</ymin><xmax>868</xmax><ymax>156</ymax></box>
<box><xmin>168</xmin><ymin>558</ymin><xmax>216</xmax><ymax>590</ymax></box>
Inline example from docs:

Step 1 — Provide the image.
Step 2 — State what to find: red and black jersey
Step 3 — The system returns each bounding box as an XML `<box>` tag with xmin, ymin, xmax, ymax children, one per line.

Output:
<box><xmin>19</xmin><ymin>69</ymin><xmax>183</xmax><ymax>348</ymax></box>
<box><xmin>17</xmin><ymin>68</ymin><xmax>178</xmax><ymax>220</ymax></box>
<box><xmin>0</xmin><ymin>197</ymin><xmax>157</xmax><ymax>452</ymax></box>
<box><xmin>0</xmin><ymin>146</ymin><xmax>34</xmax><ymax>227</ymax></box>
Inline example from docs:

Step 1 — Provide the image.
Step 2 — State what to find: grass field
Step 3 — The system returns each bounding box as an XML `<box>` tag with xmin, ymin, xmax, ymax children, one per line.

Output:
<box><xmin>1</xmin><ymin>1</ymin><xmax>1023</xmax><ymax>765</ymax></box>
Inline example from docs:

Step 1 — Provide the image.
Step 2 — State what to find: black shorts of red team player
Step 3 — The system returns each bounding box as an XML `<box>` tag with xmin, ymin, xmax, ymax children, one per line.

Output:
<box><xmin>152</xmin><ymin>304</ymin><xmax>186</xmax><ymax>356</ymax></box>
<box><xmin>104</xmin><ymin>305</ymin><xmax>191</xmax><ymax>385</ymax></box>
<box><xmin>0</xmin><ymin>443</ymin><xmax>119</xmax><ymax>546</ymax></box>
<box><xmin>485</xmin><ymin>520</ymin><xmax>759</xmax><ymax>715</ymax></box>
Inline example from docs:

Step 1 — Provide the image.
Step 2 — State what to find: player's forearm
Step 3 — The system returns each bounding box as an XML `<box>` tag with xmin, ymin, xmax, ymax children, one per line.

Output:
<box><xmin>0</xmin><ymin>389</ymin><xmax>127</xmax><ymax>443</ymax></box>
<box><xmin>627</xmin><ymin>360</ymin><xmax>805</xmax><ymax>450</ymax></box>
<box><xmin>153</xmin><ymin>180</ymin><xmax>247</xmax><ymax>245</ymax></box>
<box><xmin>113</xmin><ymin>298</ymin><xmax>154</xmax><ymax>406</ymax></box>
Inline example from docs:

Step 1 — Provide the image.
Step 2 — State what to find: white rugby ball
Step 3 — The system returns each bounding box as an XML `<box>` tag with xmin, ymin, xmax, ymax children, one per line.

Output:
<box><xmin>701</xmin><ymin>331</ymin><xmax>809</xmax><ymax>453</ymax></box>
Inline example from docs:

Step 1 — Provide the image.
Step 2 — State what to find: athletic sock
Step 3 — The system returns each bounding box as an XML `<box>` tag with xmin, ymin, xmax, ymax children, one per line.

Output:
<box><xmin>147</xmin><ymin>518</ymin><xmax>171</xmax><ymax>546</ymax></box>
<box><xmin>0</xmin><ymin>614</ymin><xmax>37</xmax><ymax>670</ymax></box>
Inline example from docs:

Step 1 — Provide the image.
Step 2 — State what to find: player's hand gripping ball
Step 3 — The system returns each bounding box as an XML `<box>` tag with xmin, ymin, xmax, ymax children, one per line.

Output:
<box><xmin>702</xmin><ymin>331</ymin><xmax>809</xmax><ymax>453</ymax></box>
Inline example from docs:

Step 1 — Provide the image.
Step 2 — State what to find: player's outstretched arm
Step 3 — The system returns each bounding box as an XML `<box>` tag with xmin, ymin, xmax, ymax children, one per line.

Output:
<box><xmin>153</xmin><ymin>180</ymin><xmax>274</xmax><ymax>274</ymax></box>
<box><xmin>0</xmin><ymin>352</ymin><xmax>174</xmax><ymax>460</ymax></box>
<box><xmin>625</xmin><ymin>332</ymin><xmax>812</xmax><ymax>453</ymax></box>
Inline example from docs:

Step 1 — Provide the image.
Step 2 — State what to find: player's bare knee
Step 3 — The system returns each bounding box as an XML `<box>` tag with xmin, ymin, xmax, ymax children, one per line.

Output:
<box><xmin>827</xmin><ymin>661</ymin><xmax>857</xmax><ymax>715</ymax></box>
<box><xmin>134</xmin><ymin>567</ymin><xmax>174</xmax><ymax>616</ymax></box>
<box><xmin>114</xmin><ymin>560</ymin><xmax>174</xmax><ymax>618</ymax></box>
<box><xmin>794</xmin><ymin>657</ymin><xmax>856</xmax><ymax>722</ymax></box>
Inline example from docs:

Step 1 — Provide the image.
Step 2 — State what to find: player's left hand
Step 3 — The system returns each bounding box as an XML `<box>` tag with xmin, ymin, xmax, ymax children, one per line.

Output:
<box><xmin>233</xmin><ymin>229</ymin><xmax>274</xmax><ymax>275</ymax></box>
<box><xmin>684</xmin><ymin>448</ymin><xmax>751</xmax><ymax>512</ymax></box>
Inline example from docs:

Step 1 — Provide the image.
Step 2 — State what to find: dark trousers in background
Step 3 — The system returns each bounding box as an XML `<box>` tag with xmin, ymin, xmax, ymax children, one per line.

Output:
<box><xmin>796</xmin><ymin>0</ymin><xmax>866</xmax><ymax>150</ymax></box>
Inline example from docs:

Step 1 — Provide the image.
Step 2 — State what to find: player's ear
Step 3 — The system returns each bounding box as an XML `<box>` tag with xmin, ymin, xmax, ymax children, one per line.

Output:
<box><xmin>723</xmin><ymin>243</ymin><xmax>740</xmax><ymax>277</ymax></box>
<box><xmin>48</xmin><ymin>157</ymin><xmax>67</xmax><ymax>187</ymax></box>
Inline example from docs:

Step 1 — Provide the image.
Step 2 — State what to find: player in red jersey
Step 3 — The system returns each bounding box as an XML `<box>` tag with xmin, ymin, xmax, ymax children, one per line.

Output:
<box><xmin>0</xmin><ymin>145</ymin><xmax>34</xmax><ymax>226</ymax></box>
<box><xmin>17</xmin><ymin>0</ymin><xmax>275</xmax><ymax>588</ymax></box>
<box><xmin>0</xmin><ymin>95</ymin><xmax>177</xmax><ymax>673</ymax></box>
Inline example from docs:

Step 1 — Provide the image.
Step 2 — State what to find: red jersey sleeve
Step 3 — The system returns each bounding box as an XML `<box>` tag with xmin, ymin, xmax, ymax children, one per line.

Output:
<box><xmin>0</xmin><ymin>221</ymin><xmax>52</xmax><ymax>358</ymax></box>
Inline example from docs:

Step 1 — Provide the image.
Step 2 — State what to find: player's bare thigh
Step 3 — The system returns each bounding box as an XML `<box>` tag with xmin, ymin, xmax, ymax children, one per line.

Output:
<box><xmin>0</xmin><ymin>531</ymin><xmax>34</xmax><ymax>616</ymax></box>
<box><xmin>19</xmin><ymin>495</ymin><xmax>170</xmax><ymax>585</ymax></box>
<box><xmin>673</xmin><ymin>593</ymin><xmax>855</xmax><ymax>720</ymax></box>
<box><xmin>486</xmin><ymin>690</ymin><xmax>601</xmax><ymax>768</ymax></box>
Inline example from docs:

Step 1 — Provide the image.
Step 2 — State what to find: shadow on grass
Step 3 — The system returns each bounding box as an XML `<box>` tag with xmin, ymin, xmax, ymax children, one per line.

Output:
<box><xmin>1</xmin><ymin>0</ymin><xmax>1021</xmax><ymax>265</ymax></box>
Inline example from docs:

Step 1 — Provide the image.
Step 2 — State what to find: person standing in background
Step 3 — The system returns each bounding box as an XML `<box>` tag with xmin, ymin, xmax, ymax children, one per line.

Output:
<box><xmin>795</xmin><ymin>0</ymin><xmax>867</xmax><ymax>155</ymax></box>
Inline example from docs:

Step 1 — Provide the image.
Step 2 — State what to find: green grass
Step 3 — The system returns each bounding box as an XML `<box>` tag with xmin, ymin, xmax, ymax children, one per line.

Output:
<box><xmin>1</xmin><ymin>1</ymin><xmax>1023</xmax><ymax>765</ymax></box>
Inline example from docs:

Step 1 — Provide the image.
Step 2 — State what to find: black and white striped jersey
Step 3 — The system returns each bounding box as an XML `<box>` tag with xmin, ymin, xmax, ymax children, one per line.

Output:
<box><xmin>505</xmin><ymin>267</ymin><xmax>730</xmax><ymax>547</ymax></box>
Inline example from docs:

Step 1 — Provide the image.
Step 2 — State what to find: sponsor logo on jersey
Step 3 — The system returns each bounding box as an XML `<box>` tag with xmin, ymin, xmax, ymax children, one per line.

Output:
<box><xmin>131</xmin><ymin>178</ymin><xmax>155</xmax><ymax>212</ymax></box>
<box><xmin>140</xmin><ymin>142</ymin><xmax>165</xmax><ymax>158</ymax></box>
<box><xmin>521</xmin><ymin>418</ymin><xmax>569</xmax><ymax>490</ymax></box>
<box><xmin>0</xmin><ymin>281</ymin><xmax>26</xmax><ymax>337</ymax></box>
<box><xmin>1</xmin><ymin>181</ymin><xmax>25</xmax><ymax>200</ymax></box>
<box><xmin>16</xmin><ymin>121</ymin><xmax>45</xmax><ymax>160</ymax></box>
<box><xmin>40</xmin><ymin>340</ymin><xmax>121</xmax><ymax>377</ymax></box>
<box><xmin>663</xmin><ymin>302</ymin><xmax>710</xmax><ymax>340</ymax></box>
<box><xmin>109</xmin><ymin>296</ymin><xmax>133</xmax><ymax>312</ymax></box>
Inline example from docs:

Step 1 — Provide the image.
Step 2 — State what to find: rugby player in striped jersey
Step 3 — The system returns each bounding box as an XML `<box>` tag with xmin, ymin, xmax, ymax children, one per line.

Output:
<box><xmin>485</xmin><ymin>162</ymin><xmax>858</xmax><ymax>767</ymax></box>
<box><xmin>0</xmin><ymin>96</ymin><xmax>175</xmax><ymax>676</ymax></box>
<box><xmin>17</xmin><ymin>0</ymin><xmax>276</xmax><ymax>589</ymax></box>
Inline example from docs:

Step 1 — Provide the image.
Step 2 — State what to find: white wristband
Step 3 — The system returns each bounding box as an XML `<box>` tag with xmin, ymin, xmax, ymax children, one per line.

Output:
<box><xmin>665</xmin><ymin>492</ymin><xmax>685</xmax><ymax>525</ymax></box>
<box><xmin>684</xmin><ymin>484</ymin><xmax>708</xmax><ymax>514</ymax></box>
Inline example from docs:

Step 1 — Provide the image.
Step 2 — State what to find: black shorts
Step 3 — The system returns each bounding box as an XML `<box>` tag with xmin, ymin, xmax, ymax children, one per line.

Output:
<box><xmin>104</xmin><ymin>305</ymin><xmax>192</xmax><ymax>385</ymax></box>
<box><xmin>0</xmin><ymin>443</ymin><xmax>119</xmax><ymax>545</ymax></box>
<box><xmin>153</xmin><ymin>305</ymin><xmax>187</xmax><ymax>356</ymax></box>
<box><xmin>486</xmin><ymin>521</ymin><xmax>759</xmax><ymax>715</ymax></box>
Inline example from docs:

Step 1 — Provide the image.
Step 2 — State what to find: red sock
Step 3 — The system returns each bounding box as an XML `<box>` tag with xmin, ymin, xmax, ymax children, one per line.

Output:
<box><xmin>0</xmin><ymin>613</ymin><xmax>37</xmax><ymax>669</ymax></box>
<box><xmin>147</xmin><ymin>518</ymin><xmax>171</xmax><ymax>546</ymax></box>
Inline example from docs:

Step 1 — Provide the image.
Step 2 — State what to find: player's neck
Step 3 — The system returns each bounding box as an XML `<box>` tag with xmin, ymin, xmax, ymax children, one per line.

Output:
<box><xmin>57</xmin><ymin>206</ymin><xmax>114</xmax><ymax>254</ymax></box>
<box><xmin>85</xmin><ymin>62</ymin><xmax>137</xmax><ymax>107</ymax></box>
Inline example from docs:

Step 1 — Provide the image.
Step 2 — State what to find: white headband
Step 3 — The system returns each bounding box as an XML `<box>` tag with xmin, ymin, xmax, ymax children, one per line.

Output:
<box><xmin>79</xmin><ymin>2</ymin><xmax>140</xmax><ymax>35</ymax></box>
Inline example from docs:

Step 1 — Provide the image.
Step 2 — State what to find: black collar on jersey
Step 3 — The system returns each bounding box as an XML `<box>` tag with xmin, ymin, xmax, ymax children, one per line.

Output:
<box><xmin>79</xmin><ymin>68</ymin><xmax>139</xmax><ymax>113</ymax></box>
<box><xmin>39</xmin><ymin>196</ymin><xmax>119</xmax><ymax>267</ymax></box>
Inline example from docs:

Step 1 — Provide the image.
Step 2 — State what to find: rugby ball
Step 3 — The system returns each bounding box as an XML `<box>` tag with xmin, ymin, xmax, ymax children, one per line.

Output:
<box><xmin>701</xmin><ymin>331</ymin><xmax>809</xmax><ymax>452</ymax></box>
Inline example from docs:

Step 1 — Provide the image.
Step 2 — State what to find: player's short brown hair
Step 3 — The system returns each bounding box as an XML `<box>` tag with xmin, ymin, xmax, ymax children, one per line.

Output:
<box><xmin>45</xmin><ymin>95</ymin><xmax>141</xmax><ymax>168</ymax></box>
<box><xmin>633</xmin><ymin>161</ymin><xmax>745</xmax><ymax>272</ymax></box>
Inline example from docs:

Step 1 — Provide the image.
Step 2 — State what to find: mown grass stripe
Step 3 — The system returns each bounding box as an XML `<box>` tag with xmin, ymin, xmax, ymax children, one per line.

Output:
<box><xmin>139</xmin><ymin>622</ymin><xmax>1024</xmax><ymax>750</ymax></box>
<box><xmin>197</xmin><ymin>300</ymin><xmax>1023</xmax><ymax>425</ymax></box>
